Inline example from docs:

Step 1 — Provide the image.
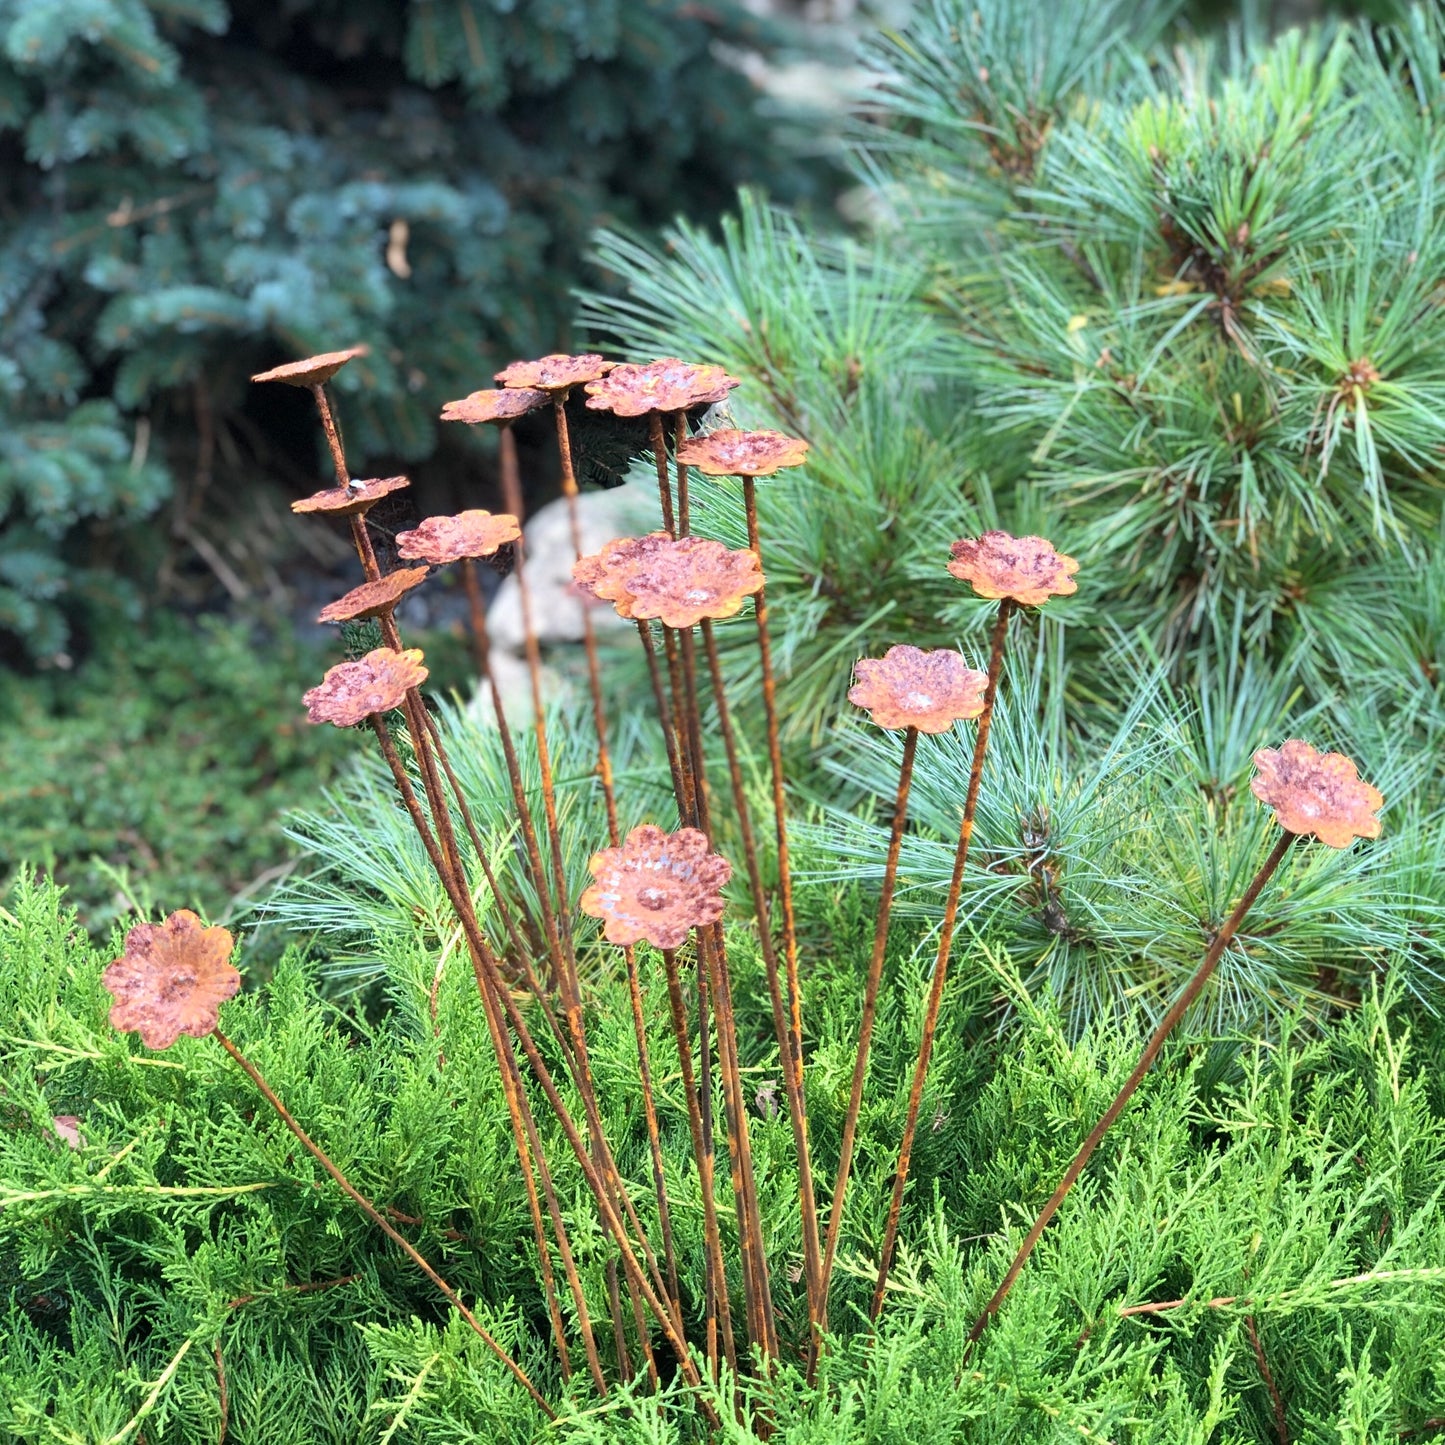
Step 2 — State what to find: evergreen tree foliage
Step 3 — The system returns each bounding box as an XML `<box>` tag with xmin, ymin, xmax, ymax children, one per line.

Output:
<box><xmin>580</xmin><ymin>3</ymin><xmax>1445</xmax><ymax>751</ymax></box>
<box><xmin>0</xmin><ymin>0</ymin><xmax>817</xmax><ymax>656</ymax></box>
<box><xmin>6</xmin><ymin>861</ymin><xmax>1444</xmax><ymax>1439</ymax></box>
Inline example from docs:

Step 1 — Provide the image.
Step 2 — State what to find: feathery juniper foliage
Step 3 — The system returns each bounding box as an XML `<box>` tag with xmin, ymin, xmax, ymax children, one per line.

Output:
<box><xmin>6</xmin><ymin>870</ymin><xmax>1445</xmax><ymax>1438</ymax></box>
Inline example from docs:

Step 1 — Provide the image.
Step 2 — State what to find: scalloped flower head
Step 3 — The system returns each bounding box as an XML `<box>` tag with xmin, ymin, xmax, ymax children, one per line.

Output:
<box><xmin>849</xmin><ymin>645</ymin><xmax>989</xmax><ymax>733</ymax></box>
<box><xmin>303</xmin><ymin>647</ymin><xmax>428</xmax><ymax>726</ymax></box>
<box><xmin>620</xmin><ymin>536</ymin><xmax>764</xmax><ymax>629</ymax></box>
<box><xmin>1250</xmin><ymin>739</ymin><xmax>1383</xmax><ymax>848</ymax></box>
<box><xmin>251</xmin><ymin>346</ymin><xmax>368</xmax><ymax>387</ymax></box>
<box><xmin>103</xmin><ymin>910</ymin><xmax>241</xmax><ymax>1050</ymax></box>
<box><xmin>396</xmin><ymin>511</ymin><xmax>521</xmax><ymax>564</ymax></box>
<box><xmin>572</xmin><ymin>532</ymin><xmax>674</xmax><ymax>618</ymax></box>
<box><xmin>291</xmin><ymin>475</ymin><xmax>410</xmax><ymax>518</ymax></box>
<box><xmin>495</xmin><ymin>353</ymin><xmax>613</xmax><ymax>391</ymax></box>
<box><xmin>675</xmin><ymin>428</ymin><xmax>810</xmax><ymax>478</ymax></box>
<box><xmin>440</xmin><ymin>389</ymin><xmax>547</xmax><ymax>425</ymax></box>
<box><xmin>580</xmin><ymin>824</ymin><xmax>732</xmax><ymax>949</ymax></box>
<box><xmin>947</xmin><ymin>530</ymin><xmax>1079</xmax><ymax>606</ymax></box>
<box><xmin>584</xmin><ymin>359</ymin><xmax>740</xmax><ymax>418</ymax></box>
<box><xmin>317</xmin><ymin>567</ymin><xmax>429</xmax><ymax>624</ymax></box>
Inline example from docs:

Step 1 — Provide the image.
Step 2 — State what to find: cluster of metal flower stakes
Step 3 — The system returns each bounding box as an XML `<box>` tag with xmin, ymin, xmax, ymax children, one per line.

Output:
<box><xmin>101</xmin><ymin>346</ymin><xmax>1386</xmax><ymax>1423</ymax></box>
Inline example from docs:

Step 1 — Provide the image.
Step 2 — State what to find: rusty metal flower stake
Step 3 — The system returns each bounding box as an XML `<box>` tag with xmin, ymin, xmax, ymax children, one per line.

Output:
<box><xmin>103</xmin><ymin>910</ymin><xmax>552</xmax><ymax>1418</ymax></box>
<box><xmin>872</xmin><ymin>532</ymin><xmax>1079</xmax><ymax>1320</ymax></box>
<box><xmin>680</xmin><ymin>427</ymin><xmax>812</xmax><ymax>1224</ymax></box>
<box><xmin>442</xmin><ymin>378</ymin><xmax>691</xmax><ymax>1387</ymax></box>
<box><xmin>816</xmin><ymin>648</ymin><xmax>988</xmax><ymax>1338</ymax></box>
<box><xmin>966</xmin><ymin>740</ymin><xmax>1383</xmax><ymax>1347</ymax></box>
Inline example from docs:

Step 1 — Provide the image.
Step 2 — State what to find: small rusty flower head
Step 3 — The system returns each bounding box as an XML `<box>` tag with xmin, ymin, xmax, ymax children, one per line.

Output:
<box><xmin>580</xmin><ymin>824</ymin><xmax>732</xmax><ymax>949</ymax></box>
<box><xmin>291</xmin><ymin>475</ymin><xmax>411</xmax><ymax>518</ymax></box>
<box><xmin>440</xmin><ymin>389</ymin><xmax>548</xmax><ymax>425</ymax></box>
<box><xmin>102</xmin><ymin>910</ymin><xmax>241</xmax><ymax>1050</ymax></box>
<box><xmin>397</xmin><ymin>511</ymin><xmax>521</xmax><ymax>565</ymax></box>
<box><xmin>303</xmin><ymin>647</ymin><xmax>428</xmax><ymax>726</ymax></box>
<box><xmin>1250</xmin><ymin>740</ymin><xmax>1384</xmax><ymax>848</ymax></box>
<box><xmin>572</xmin><ymin>532</ymin><xmax>674</xmax><ymax>618</ymax></box>
<box><xmin>495</xmin><ymin>353</ymin><xmax>613</xmax><ymax>392</ymax></box>
<box><xmin>848</xmin><ymin>645</ymin><xmax>989</xmax><ymax>733</ymax></box>
<box><xmin>584</xmin><ymin>358</ymin><xmax>740</xmax><ymax>418</ymax></box>
<box><xmin>317</xmin><ymin>566</ymin><xmax>429</xmax><ymax>624</ymax></box>
<box><xmin>619</xmin><ymin>535</ymin><xmax>764</xmax><ymax>629</ymax></box>
<box><xmin>675</xmin><ymin>428</ymin><xmax>810</xmax><ymax>478</ymax></box>
<box><xmin>947</xmin><ymin>530</ymin><xmax>1080</xmax><ymax>607</ymax></box>
<box><xmin>251</xmin><ymin>346</ymin><xmax>369</xmax><ymax>388</ymax></box>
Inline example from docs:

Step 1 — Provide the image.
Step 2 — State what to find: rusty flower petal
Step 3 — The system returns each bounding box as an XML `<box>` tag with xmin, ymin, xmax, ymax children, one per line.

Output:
<box><xmin>620</xmin><ymin>536</ymin><xmax>764</xmax><ymax>628</ymax></box>
<box><xmin>584</xmin><ymin>358</ymin><xmax>740</xmax><ymax>418</ymax></box>
<box><xmin>303</xmin><ymin>647</ymin><xmax>428</xmax><ymax>727</ymax></box>
<box><xmin>49</xmin><ymin>1116</ymin><xmax>84</xmax><ymax>1150</ymax></box>
<box><xmin>848</xmin><ymin>646</ymin><xmax>989</xmax><ymax>733</ymax></box>
<box><xmin>317</xmin><ymin>566</ymin><xmax>430</xmax><ymax>624</ymax></box>
<box><xmin>102</xmin><ymin>909</ymin><xmax>241</xmax><ymax>1051</ymax></box>
<box><xmin>947</xmin><ymin>530</ymin><xmax>1080</xmax><ymax>607</ymax></box>
<box><xmin>291</xmin><ymin>475</ymin><xmax>411</xmax><ymax>518</ymax></box>
<box><xmin>397</xmin><ymin>511</ymin><xmax>521</xmax><ymax>564</ymax></box>
<box><xmin>579</xmin><ymin>824</ymin><xmax>732</xmax><ymax>949</ymax></box>
<box><xmin>251</xmin><ymin>346</ymin><xmax>369</xmax><ymax>387</ymax></box>
<box><xmin>572</xmin><ymin>532</ymin><xmax>674</xmax><ymax>618</ymax></box>
<box><xmin>440</xmin><ymin>388</ymin><xmax>548</xmax><ymax>425</ymax></box>
<box><xmin>675</xmin><ymin>428</ymin><xmax>810</xmax><ymax>478</ymax></box>
<box><xmin>1250</xmin><ymin>740</ymin><xmax>1384</xmax><ymax>848</ymax></box>
<box><xmin>495</xmin><ymin>353</ymin><xmax>614</xmax><ymax>391</ymax></box>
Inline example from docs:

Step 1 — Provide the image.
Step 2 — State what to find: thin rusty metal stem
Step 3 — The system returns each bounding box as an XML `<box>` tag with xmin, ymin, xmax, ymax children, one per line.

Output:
<box><xmin>624</xmin><ymin>940</ymin><xmax>684</xmax><ymax>1324</ymax></box>
<box><xmin>373</xmin><ymin>717</ymin><xmax>700</xmax><ymax>1388</ymax></box>
<box><xmin>637</xmin><ymin>618</ymin><xmax>688</xmax><ymax>818</ymax></box>
<box><xmin>818</xmin><ymin>726</ymin><xmax>919</xmax><ymax>1335</ymax></box>
<box><xmin>965</xmin><ymin>830</ymin><xmax>1298</xmax><ymax>1346</ymax></box>
<box><xmin>461</xmin><ymin>557</ymin><xmax>490</xmax><ymax>677</ymax></box>
<box><xmin>701</xmin><ymin>619</ymin><xmax>825</xmax><ymax>1346</ymax></box>
<box><xmin>872</xmin><ymin>599</ymin><xmax>1014</xmax><ymax>1320</ymax></box>
<box><xmin>649</xmin><ymin>413</ymin><xmax>675</xmax><ymax>537</ymax></box>
<box><xmin>372</xmin><ymin>720</ymin><xmax>604</xmax><ymax>1390</ymax></box>
<box><xmin>418</xmin><ymin>705</ymin><xmax>568</xmax><ymax>1054</ymax></box>
<box><xmin>742</xmin><ymin>479</ymin><xmax>804</xmax><ymax>1101</ymax></box>
<box><xmin>212</xmin><ymin>1027</ymin><xmax>554</xmax><ymax>1419</ymax></box>
<box><xmin>310</xmin><ymin>383</ymin><xmax>349</xmax><ymax>488</ymax></box>
<box><xmin>678</xmin><ymin>625</ymin><xmax>776</xmax><ymax>1358</ymax></box>
<box><xmin>674</xmin><ymin>412</ymin><xmax>690</xmax><ymax>536</ymax></box>
<box><xmin>662</xmin><ymin>946</ymin><xmax>736</xmax><ymax>1379</ymax></box>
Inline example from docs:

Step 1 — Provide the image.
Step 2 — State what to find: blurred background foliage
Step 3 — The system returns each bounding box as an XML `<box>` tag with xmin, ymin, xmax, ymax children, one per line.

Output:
<box><xmin>0</xmin><ymin>0</ymin><xmax>825</xmax><ymax>661</ymax></box>
<box><xmin>4</xmin><ymin>0</ymin><xmax>1442</xmax><ymax>933</ymax></box>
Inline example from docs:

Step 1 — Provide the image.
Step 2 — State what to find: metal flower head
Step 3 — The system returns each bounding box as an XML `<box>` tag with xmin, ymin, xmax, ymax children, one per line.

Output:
<box><xmin>849</xmin><ymin>646</ymin><xmax>989</xmax><ymax>733</ymax></box>
<box><xmin>303</xmin><ymin>647</ymin><xmax>428</xmax><ymax>726</ymax></box>
<box><xmin>103</xmin><ymin>910</ymin><xmax>241</xmax><ymax>1050</ymax></box>
<box><xmin>572</xmin><ymin>532</ymin><xmax>674</xmax><ymax>618</ymax></box>
<box><xmin>1250</xmin><ymin>740</ymin><xmax>1384</xmax><ymax>848</ymax></box>
<box><xmin>317</xmin><ymin>566</ymin><xmax>429</xmax><ymax>624</ymax></box>
<box><xmin>947</xmin><ymin>530</ymin><xmax>1080</xmax><ymax>607</ymax></box>
<box><xmin>251</xmin><ymin>346</ymin><xmax>369</xmax><ymax>387</ymax></box>
<box><xmin>292</xmin><ymin>475</ymin><xmax>410</xmax><ymax>518</ymax></box>
<box><xmin>584</xmin><ymin>358</ymin><xmax>740</xmax><ymax>418</ymax></box>
<box><xmin>675</xmin><ymin>428</ymin><xmax>810</xmax><ymax>478</ymax></box>
<box><xmin>397</xmin><ymin>511</ymin><xmax>520</xmax><ymax>564</ymax></box>
<box><xmin>495</xmin><ymin>353</ymin><xmax>613</xmax><ymax>392</ymax></box>
<box><xmin>580</xmin><ymin>824</ymin><xmax>732</xmax><ymax>949</ymax></box>
<box><xmin>440</xmin><ymin>389</ymin><xmax>547</xmax><ymax>425</ymax></box>
<box><xmin>619</xmin><ymin>535</ymin><xmax>764</xmax><ymax>629</ymax></box>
